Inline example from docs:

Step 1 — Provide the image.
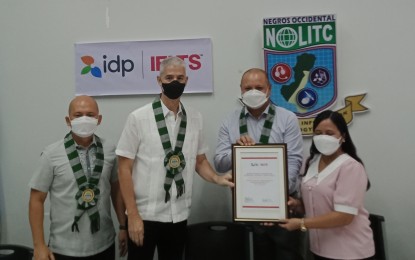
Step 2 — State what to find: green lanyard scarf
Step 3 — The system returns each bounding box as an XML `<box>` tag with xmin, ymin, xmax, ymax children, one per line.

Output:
<box><xmin>64</xmin><ymin>132</ymin><xmax>104</xmax><ymax>234</ymax></box>
<box><xmin>152</xmin><ymin>97</ymin><xmax>187</xmax><ymax>203</ymax></box>
<box><xmin>239</xmin><ymin>104</ymin><xmax>276</xmax><ymax>144</ymax></box>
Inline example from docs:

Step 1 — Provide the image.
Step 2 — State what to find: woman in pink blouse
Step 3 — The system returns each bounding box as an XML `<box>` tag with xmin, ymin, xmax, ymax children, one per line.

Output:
<box><xmin>280</xmin><ymin>110</ymin><xmax>375</xmax><ymax>260</ymax></box>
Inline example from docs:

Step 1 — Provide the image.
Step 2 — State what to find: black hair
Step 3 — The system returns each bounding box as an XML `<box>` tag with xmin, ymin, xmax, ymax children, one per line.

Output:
<box><xmin>304</xmin><ymin>110</ymin><xmax>370</xmax><ymax>189</ymax></box>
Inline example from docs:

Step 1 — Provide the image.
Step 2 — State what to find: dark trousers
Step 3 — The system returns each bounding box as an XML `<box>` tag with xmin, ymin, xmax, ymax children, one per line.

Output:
<box><xmin>127</xmin><ymin>220</ymin><xmax>187</xmax><ymax>260</ymax></box>
<box><xmin>253</xmin><ymin>225</ymin><xmax>304</xmax><ymax>260</ymax></box>
<box><xmin>54</xmin><ymin>243</ymin><xmax>115</xmax><ymax>260</ymax></box>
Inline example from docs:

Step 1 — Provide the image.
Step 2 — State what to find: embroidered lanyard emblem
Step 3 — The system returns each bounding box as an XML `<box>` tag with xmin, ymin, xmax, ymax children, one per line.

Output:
<box><xmin>152</xmin><ymin>97</ymin><xmax>187</xmax><ymax>202</ymax></box>
<box><xmin>64</xmin><ymin>132</ymin><xmax>104</xmax><ymax>233</ymax></box>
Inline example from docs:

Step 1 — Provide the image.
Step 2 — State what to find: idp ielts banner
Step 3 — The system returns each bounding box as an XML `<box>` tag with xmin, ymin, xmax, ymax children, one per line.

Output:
<box><xmin>75</xmin><ymin>38</ymin><xmax>213</xmax><ymax>96</ymax></box>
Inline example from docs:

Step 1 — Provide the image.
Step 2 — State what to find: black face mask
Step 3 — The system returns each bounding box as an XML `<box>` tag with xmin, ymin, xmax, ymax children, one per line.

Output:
<box><xmin>162</xmin><ymin>80</ymin><xmax>186</xmax><ymax>99</ymax></box>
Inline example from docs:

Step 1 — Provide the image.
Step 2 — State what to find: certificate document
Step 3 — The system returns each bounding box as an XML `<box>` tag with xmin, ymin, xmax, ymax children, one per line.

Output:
<box><xmin>232</xmin><ymin>144</ymin><xmax>288</xmax><ymax>221</ymax></box>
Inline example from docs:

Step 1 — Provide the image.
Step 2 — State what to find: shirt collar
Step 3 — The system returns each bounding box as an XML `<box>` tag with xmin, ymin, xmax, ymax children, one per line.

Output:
<box><xmin>161</xmin><ymin>100</ymin><xmax>183</xmax><ymax>118</ymax></box>
<box><xmin>244</xmin><ymin>103</ymin><xmax>271</xmax><ymax>118</ymax></box>
<box><xmin>75</xmin><ymin>135</ymin><xmax>97</xmax><ymax>149</ymax></box>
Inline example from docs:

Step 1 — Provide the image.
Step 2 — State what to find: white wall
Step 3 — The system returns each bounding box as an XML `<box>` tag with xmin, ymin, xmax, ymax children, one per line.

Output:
<box><xmin>1</xmin><ymin>0</ymin><xmax>414</xmax><ymax>259</ymax></box>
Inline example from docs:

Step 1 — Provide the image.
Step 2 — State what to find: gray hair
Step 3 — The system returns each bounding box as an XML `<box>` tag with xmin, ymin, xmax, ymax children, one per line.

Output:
<box><xmin>159</xmin><ymin>56</ymin><xmax>186</xmax><ymax>76</ymax></box>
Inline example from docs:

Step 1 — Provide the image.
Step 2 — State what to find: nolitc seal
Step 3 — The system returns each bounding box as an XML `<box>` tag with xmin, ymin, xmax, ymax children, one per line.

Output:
<box><xmin>81</xmin><ymin>188</ymin><xmax>95</xmax><ymax>203</ymax></box>
<box><xmin>168</xmin><ymin>155</ymin><xmax>181</xmax><ymax>169</ymax></box>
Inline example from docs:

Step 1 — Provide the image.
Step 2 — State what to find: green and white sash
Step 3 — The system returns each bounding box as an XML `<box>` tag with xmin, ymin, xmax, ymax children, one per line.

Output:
<box><xmin>64</xmin><ymin>132</ymin><xmax>104</xmax><ymax>234</ymax></box>
<box><xmin>239</xmin><ymin>104</ymin><xmax>276</xmax><ymax>144</ymax></box>
<box><xmin>152</xmin><ymin>97</ymin><xmax>187</xmax><ymax>203</ymax></box>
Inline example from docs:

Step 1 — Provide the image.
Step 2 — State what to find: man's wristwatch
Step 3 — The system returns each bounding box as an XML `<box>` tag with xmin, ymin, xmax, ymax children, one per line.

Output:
<box><xmin>300</xmin><ymin>218</ymin><xmax>307</xmax><ymax>232</ymax></box>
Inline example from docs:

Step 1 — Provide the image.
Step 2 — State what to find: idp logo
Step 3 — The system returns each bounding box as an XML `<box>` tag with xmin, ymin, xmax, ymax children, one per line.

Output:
<box><xmin>80</xmin><ymin>55</ymin><xmax>134</xmax><ymax>78</ymax></box>
<box><xmin>81</xmin><ymin>56</ymin><xmax>102</xmax><ymax>78</ymax></box>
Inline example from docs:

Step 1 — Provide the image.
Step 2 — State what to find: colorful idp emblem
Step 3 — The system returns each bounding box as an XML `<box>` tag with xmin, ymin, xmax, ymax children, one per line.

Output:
<box><xmin>80</xmin><ymin>56</ymin><xmax>102</xmax><ymax>78</ymax></box>
<box><xmin>265</xmin><ymin>49</ymin><xmax>336</xmax><ymax>117</ymax></box>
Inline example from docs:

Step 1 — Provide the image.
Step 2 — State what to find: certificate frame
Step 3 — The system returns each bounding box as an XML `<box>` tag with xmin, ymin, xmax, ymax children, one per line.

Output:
<box><xmin>232</xmin><ymin>144</ymin><xmax>288</xmax><ymax>222</ymax></box>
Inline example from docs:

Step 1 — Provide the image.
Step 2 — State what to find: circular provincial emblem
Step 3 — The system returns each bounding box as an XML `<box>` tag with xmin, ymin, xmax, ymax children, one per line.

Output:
<box><xmin>82</xmin><ymin>188</ymin><xmax>95</xmax><ymax>203</ymax></box>
<box><xmin>296</xmin><ymin>88</ymin><xmax>318</xmax><ymax>109</ymax></box>
<box><xmin>309</xmin><ymin>67</ymin><xmax>331</xmax><ymax>87</ymax></box>
<box><xmin>270</xmin><ymin>63</ymin><xmax>292</xmax><ymax>84</ymax></box>
<box><xmin>169</xmin><ymin>155</ymin><xmax>181</xmax><ymax>169</ymax></box>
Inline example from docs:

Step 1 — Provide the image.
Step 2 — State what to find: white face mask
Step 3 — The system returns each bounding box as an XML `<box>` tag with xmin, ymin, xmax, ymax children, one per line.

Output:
<box><xmin>313</xmin><ymin>135</ymin><xmax>342</xmax><ymax>156</ymax></box>
<box><xmin>70</xmin><ymin>116</ymin><xmax>98</xmax><ymax>138</ymax></box>
<box><xmin>241</xmin><ymin>89</ymin><xmax>268</xmax><ymax>109</ymax></box>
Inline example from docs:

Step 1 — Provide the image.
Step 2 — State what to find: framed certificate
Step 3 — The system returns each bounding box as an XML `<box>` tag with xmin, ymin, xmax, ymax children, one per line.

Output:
<box><xmin>232</xmin><ymin>144</ymin><xmax>288</xmax><ymax>222</ymax></box>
